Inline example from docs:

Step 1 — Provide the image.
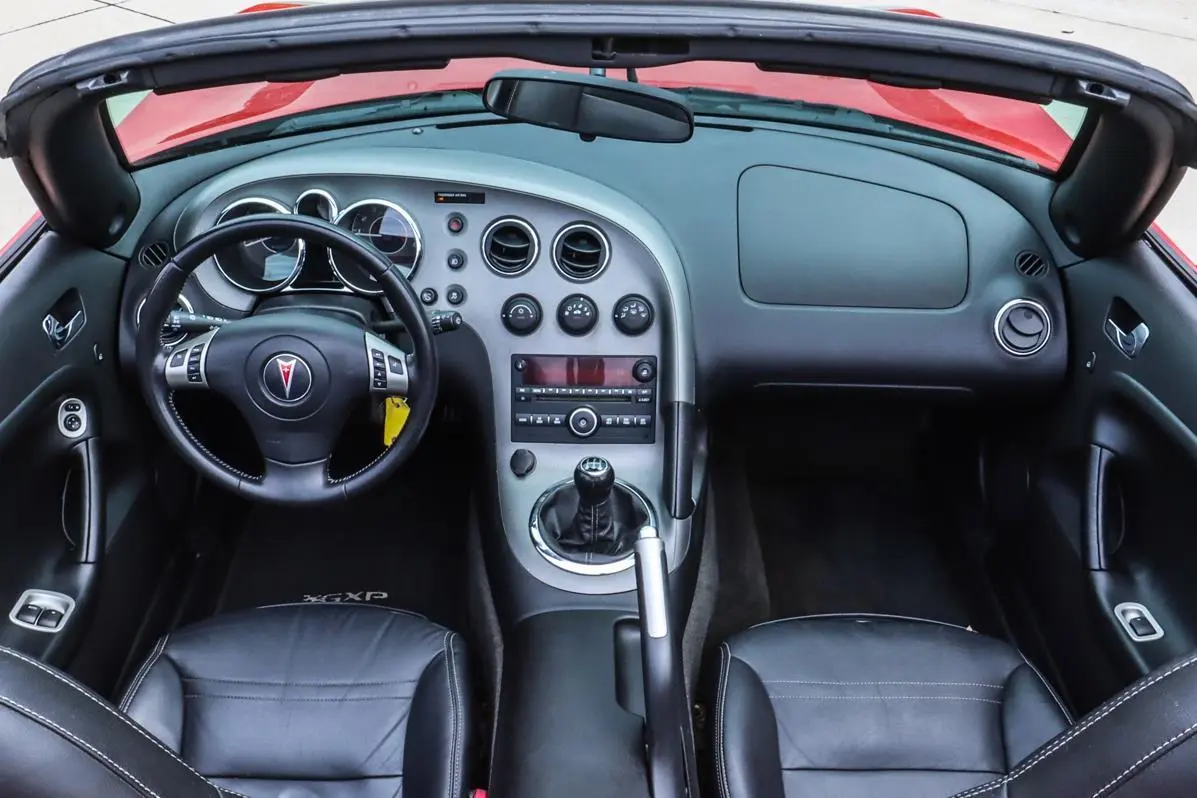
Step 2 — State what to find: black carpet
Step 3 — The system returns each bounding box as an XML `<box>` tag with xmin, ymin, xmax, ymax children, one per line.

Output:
<box><xmin>216</xmin><ymin>459</ymin><xmax>470</xmax><ymax>631</ymax></box>
<box><xmin>730</xmin><ymin>398</ymin><xmax>1001</xmax><ymax>633</ymax></box>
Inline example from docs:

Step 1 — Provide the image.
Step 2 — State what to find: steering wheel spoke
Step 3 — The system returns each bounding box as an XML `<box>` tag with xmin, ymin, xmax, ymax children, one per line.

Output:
<box><xmin>260</xmin><ymin>456</ymin><xmax>333</xmax><ymax>498</ymax></box>
<box><xmin>364</xmin><ymin>332</ymin><xmax>411</xmax><ymax>397</ymax></box>
<box><xmin>162</xmin><ymin>328</ymin><xmax>219</xmax><ymax>390</ymax></box>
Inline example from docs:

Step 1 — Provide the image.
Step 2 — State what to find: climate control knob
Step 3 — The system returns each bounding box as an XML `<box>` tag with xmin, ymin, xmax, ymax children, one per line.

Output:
<box><xmin>557</xmin><ymin>294</ymin><xmax>598</xmax><ymax>336</ymax></box>
<box><xmin>568</xmin><ymin>406</ymin><xmax>600</xmax><ymax>438</ymax></box>
<box><xmin>613</xmin><ymin>294</ymin><xmax>654</xmax><ymax>336</ymax></box>
<box><xmin>501</xmin><ymin>294</ymin><xmax>542</xmax><ymax>335</ymax></box>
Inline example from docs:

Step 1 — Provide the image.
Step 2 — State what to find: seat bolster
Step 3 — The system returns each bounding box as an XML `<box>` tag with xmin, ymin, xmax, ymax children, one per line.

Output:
<box><xmin>0</xmin><ymin>646</ymin><xmax>216</xmax><ymax>798</ymax></box>
<box><xmin>953</xmin><ymin>650</ymin><xmax>1197</xmax><ymax>798</ymax></box>
<box><xmin>715</xmin><ymin>643</ymin><xmax>785</xmax><ymax>798</ymax></box>
<box><xmin>403</xmin><ymin>631</ymin><xmax>472</xmax><ymax>798</ymax></box>
<box><xmin>1001</xmin><ymin>664</ymin><xmax>1071</xmax><ymax>768</ymax></box>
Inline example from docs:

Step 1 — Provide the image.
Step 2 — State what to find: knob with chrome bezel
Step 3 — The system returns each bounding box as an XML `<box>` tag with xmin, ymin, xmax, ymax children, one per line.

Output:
<box><xmin>567</xmin><ymin>406</ymin><xmax>600</xmax><ymax>437</ymax></box>
<box><xmin>501</xmin><ymin>294</ymin><xmax>542</xmax><ymax>335</ymax></box>
<box><xmin>558</xmin><ymin>294</ymin><xmax>598</xmax><ymax>336</ymax></box>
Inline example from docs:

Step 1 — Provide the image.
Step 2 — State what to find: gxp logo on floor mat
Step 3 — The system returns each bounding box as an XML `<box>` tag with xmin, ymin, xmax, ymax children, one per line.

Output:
<box><xmin>302</xmin><ymin>591</ymin><xmax>390</xmax><ymax>603</ymax></box>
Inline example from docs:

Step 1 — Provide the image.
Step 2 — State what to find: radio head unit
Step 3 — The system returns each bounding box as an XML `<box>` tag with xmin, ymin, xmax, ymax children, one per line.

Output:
<box><xmin>511</xmin><ymin>355</ymin><xmax>656</xmax><ymax>443</ymax></box>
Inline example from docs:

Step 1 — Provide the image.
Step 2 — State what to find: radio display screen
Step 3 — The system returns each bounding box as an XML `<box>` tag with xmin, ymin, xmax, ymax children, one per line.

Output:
<box><xmin>519</xmin><ymin>356</ymin><xmax>641</xmax><ymax>387</ymax></box>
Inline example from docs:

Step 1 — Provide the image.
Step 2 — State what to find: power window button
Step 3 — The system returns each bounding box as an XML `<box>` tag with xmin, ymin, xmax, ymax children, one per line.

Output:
<box><xmin>1128</xmin><ymin>615</ymin><xmax>1157</xmax><ymax>638</ymax></box>
<box><xmin>15</xmin><ymin>604</ymin><xmax>41</xmax><ymax>625</ymax></box>
<box><xmin>36</xmin><ymin>609</ymin><xmax>64</xmax><ymax>629</ymax></box>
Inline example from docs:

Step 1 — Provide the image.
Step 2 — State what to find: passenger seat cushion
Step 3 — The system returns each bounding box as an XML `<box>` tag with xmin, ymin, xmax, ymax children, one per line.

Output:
<box><xmin>715</xmin><ymin>615</ymin><xmax>1070</xmax><ymax>798</ymax></box>
<box><xmin>121</xmin><ymin>603</ymin><xmax>470</xmax><ymax>798</ymax></box>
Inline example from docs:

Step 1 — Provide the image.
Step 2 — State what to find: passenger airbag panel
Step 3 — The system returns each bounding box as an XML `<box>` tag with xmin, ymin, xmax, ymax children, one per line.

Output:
<box><xmin>738</xmin><ymin>165</ymin><xmax>968</xmax><ymax>309</ymax></box>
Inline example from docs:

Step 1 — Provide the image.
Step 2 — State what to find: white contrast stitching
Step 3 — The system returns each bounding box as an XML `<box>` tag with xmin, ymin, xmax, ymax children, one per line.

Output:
<box><xmin>1017</xmin><ymin>652</ymin><xmax>1073</xmax><ymax>724</ymax></box>
<box><xmin>951</xmin><ymin>651</ymin><xmax>1197</xmax><ymax>798</ymax></box>
<box><xmin>1091</xmin><ymin>719</ymin><xmax>1197</xmax><ymax>798</ymax></box>
<box><xmin>0</xmin><ymin>646</ymin><xmax>218</xmax><ymax>796</ymax></box>
<box><xmin>0</xmin><ymin>693</ymin><xmax>163</xmax><ymax>798</ymax></box>
<box><xmin>444</xmin><ymin>631</ymin><xmax>459</xmax><ymax>798</ymax></box>
<box><xmin>120</xmin><ymin>635</ymin><xmax>169</xmax><ymax>712</ymax></box>
<box><xmin>716</xmin><ymin>642</ymin><xmax>733</xmax><ymax>798</ymax></box>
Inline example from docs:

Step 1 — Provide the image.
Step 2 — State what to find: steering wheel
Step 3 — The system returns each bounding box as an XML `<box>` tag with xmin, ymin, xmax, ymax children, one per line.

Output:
<box><xmin>136</xmin><ymin>215</ymin><xmax>439</xmax><ymax>504</ymax></box>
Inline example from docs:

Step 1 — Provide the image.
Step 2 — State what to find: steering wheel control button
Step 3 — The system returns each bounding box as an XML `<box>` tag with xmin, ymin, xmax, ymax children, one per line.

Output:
<box><xmin>447</xmin><ymin>250</ymin><xmax>466</xmax><ymax>270</ymax></box>
<box><xmin>568</xmin><ymin>406</ymin><xmax>600</xmax><ymax>438</ymax></box>
<box><xmin>446</xmin><ymin>284</ymin><xmax>466</xmax><ymax>306</ymax></box>
<box><xmin>364</xmin><ymin>334</ymin><xmax>411</xmax><ymax>396</ymax></box>
<box><xmin>613</xmin><ymin>294</ymin><xmax>655</xmax><ymax>336</ymax></box>
<box><xmin>164</xmin><ymin>328</ymin><xmax>216</xmax><ymax>390</ymax></box>
<box><xmin>557</xmin><ymin>294</ymin><xmax>598</xmax><ymax>336</ymax></box>
<box><xmin>387</xmin><ymin>355</ymin><xmax>405</xmax><ymax>375</ymax></box>
<box><xmin>510</xmin><ymin>448</ymin><xmax>537</xmax><ymax>478</ymax></box>
<box><xmin>169</xmin><ymin>349</ymin><xmax>187</xmax><ymax>368</ymax></box>
<box><xmin>501</xmin><ymin>294</ymin><xmax>543</xmax><ymax>335</ymax></box>
<box><xmin>262</xmin><ymin>353</ymin><xmax>313</xmax><ymax>404</ymax></box>
<box><xmin>633</xmin><ymin>359</ymin><xmax>656</xmax><ymax>383</ymax></box>
<box><xmin>420</xmin><ymin>287</ymin><xmax>438</xmax><ymax>305</ymax></box>
<box><xmin>446</xmin><ymin>213</ymin><xmax>466</xmax><ymax>234</ymax></box>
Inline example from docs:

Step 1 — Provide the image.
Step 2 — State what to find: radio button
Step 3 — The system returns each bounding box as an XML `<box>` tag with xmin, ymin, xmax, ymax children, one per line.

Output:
<box><xmin>635</xmin><ymin>415</ymin><xmax>651</xmax><ymax>427</ymax></box>
<box><xmin>633</xmin><ymin>359</ymin><xmax>656</xmax><ymax>383</ymax></box>
<box><xmin>515</xmin><ymin>387</ymin><xmax>531</xmax><ymax>400</ymax></box>
<box><xmin>602</xmin><ymin>415</ymin><xmax>618</xmax><ymax>427</ymax></box>
<box><xmin>618</xmin><ymin>416</ymin><xmax>634</xmax><ymax>427</ymax></box>
<box><xmin>515</xmin><ymin>414</ymin><xmax>532</xmax><ymax>426</ymax></box>
<box><xmin>533</xmin><ymin>414</ymin><xmax>548</xmax><ymax>425</ymax></box>
<box><xmin>550</xmin><ymin>414</ymin><xmax>566</xmax><ymax>426</ymax></box>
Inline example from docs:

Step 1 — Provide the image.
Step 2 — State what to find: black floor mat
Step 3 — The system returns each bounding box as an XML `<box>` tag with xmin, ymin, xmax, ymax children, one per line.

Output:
<box><xmin>748</xmin><ymin>473</ymin><xmax>978</xmax><ymax>627</ymax></box>
<box><xmin>216</xmin><ymin>463</ymin><xmax>470</xmax><ymax>631</ymax></box>
<box><xmin>733</xmin><ymin>398</ymin><xmax>1002</xmax><ymax>632</ymax></box>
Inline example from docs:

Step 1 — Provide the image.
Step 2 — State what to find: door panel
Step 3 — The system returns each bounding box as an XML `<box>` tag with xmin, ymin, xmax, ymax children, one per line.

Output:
<box><xmin>1034</xmin><ymin>239</ymin><xmax>1197</xmax><ymax>702</ymax></box>
<box><xmin>0</xmin><ymin>228</ymin><xmax>168</xmax><ymax>685</ymax></box>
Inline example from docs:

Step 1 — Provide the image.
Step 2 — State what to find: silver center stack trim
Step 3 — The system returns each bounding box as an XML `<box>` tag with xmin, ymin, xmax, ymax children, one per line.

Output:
<box><xmin>529</xmin><ymin>477</ymin><xmax>658</xmax><ymax>576</ymax></box>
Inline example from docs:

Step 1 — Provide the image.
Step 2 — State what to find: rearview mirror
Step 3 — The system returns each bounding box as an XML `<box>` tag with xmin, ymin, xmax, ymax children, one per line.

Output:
<box><xmin>483</xmin><ymin>69</ymin><xmax>693</xmax><ymax>143</ymax></box>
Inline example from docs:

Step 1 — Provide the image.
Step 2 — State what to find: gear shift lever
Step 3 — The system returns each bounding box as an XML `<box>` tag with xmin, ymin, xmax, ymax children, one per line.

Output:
<box><xmin>573</xmin><ymin>456</ymin><xmax>616</xmax><ymax>550</ymax></box>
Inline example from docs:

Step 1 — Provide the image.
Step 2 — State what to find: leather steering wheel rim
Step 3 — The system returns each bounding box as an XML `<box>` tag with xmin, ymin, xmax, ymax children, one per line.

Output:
<box><xmin>136</xmin><ymin>214</ymin><xmax>439</xmax><ymax>504</ymax></box>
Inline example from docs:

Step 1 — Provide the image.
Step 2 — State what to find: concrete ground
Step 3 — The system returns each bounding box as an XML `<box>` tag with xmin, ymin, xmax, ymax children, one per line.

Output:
<box><xmin>1</xmin><ymin>0</ymin><xmax>1195</xmax><ymax>254</ymax></box>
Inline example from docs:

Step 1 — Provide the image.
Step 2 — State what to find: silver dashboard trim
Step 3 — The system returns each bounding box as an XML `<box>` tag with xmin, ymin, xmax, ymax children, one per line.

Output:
<box><xmin>528</xmin><ymin>477</ymin><xmax>657</xmax><ymax>576</ymax></box>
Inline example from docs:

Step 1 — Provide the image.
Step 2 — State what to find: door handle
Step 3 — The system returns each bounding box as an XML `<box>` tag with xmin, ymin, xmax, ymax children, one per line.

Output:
<box><xmin>42</xmin><ymin>309</ymin><xmax>84</xmax><ymax>349</ymax></box>
<box><xmin>1104</xmin><ymin>297</ymin><xmax>1149</xmax><ymax>359</ymax></box>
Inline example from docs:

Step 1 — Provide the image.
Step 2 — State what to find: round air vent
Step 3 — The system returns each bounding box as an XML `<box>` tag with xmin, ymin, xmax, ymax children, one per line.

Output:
<box><xmin>553</xmin><ymin>223</ymin><xmax>610</xmax><ymax>281</ymax></box>
<box><xmin>994</xmin><ymin>299</ymin><xmax>1051</xmax><ymax>357</ymax></box>
<box><xmin>482</xmin><ymin>218</ymin><xmax>539</xmax><ymax>276</ymax></box>
<box><xmin>1015</xmin><ymin>251</ymin><xmax>1048</xmax><ymax>279</ymax></box>
<box><xmin>138</xmin><ymin>241</ymin><xmax>172</xmax><ymax>271</ymax></box>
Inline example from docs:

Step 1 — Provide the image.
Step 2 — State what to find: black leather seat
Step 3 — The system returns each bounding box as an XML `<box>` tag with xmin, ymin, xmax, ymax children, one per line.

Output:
<box><xmin>0</xmin><ymin>603</ymin><xmax>470</xmax><ymax>798</ymax></box>
<box><xmin>714</xmin><ymin>613</ymin><xmax>1197</xmax><ymax>798</ymax></box>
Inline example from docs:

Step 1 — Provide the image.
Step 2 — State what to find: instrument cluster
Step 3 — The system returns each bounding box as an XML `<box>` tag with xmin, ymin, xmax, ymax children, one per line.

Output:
<box><xmin>211</xmin><ymin>190</ymin><xmax>422</xmax><ymax>296</ymax></box>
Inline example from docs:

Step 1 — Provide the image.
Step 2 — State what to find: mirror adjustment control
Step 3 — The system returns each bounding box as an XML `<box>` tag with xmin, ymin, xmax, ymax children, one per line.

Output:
<box><xmin>57</xmin><ymin>397</ymin><xmax>89</xmax><ymax>439</ymax></box>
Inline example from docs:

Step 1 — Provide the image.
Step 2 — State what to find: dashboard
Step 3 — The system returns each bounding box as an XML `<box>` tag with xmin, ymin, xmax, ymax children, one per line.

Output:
<box><xmin>118</xmin><ymin>125</ymin><xmax>1071</xmax><ymax>591</ymax></box>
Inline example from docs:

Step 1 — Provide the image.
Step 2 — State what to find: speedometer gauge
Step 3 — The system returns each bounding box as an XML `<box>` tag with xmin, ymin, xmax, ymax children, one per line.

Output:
<box><xmin>212</xmin><ymin>197</ymin><xmax>303</xmax><ymax>293</ymax></box>
<box><xmin>329</xmin><ymin>200</ymin><xmax>422</xmax><ymax>294</ymax></box>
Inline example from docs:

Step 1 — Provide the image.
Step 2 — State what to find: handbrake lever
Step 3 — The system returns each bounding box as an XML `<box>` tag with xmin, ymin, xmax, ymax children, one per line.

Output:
<box><xmin>634</xmin><ymin>526</ymin><xmax>699</xmax><ymax>798</ymax></box>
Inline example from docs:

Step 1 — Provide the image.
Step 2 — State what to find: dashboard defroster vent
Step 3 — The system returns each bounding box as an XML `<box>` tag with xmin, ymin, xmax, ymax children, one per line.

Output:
<box><xmin>553</xmin><ymin>223</ymin><xmax>611</xmax><ymax>281</ymax></box>
<box><xmin>483</xmin><ymin>218</ymin><xmax>539</xmax><ymax>276</ymax></box>
<box><xmin>1015</xmin><ymin>251</ymin><xmax>1048</xmax><ymax>279</ymax></box>
<box><xmin>138</xmin><ymin>241</ymin><xmax>172</xmax><ymax>271</ymax></box>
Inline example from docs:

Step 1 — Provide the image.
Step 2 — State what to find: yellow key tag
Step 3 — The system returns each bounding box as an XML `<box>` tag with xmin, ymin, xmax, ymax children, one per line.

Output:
<box><xmin>383</xmin><ymin>397</ymin><xmax>411</xmax><ymax>447</ymax></box>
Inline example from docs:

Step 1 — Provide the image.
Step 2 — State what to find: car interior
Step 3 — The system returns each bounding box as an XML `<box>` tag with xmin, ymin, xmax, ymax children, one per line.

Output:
<box><xmin>3</xmin><ymin>2</ymin><xmax>1197</xmax><ymax>797</ymax></box>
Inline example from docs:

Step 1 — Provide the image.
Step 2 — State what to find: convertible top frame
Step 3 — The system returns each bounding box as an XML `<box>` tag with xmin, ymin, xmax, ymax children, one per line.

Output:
<box><xmin>1</xmin><ymin>0</ymin><xmax>1194</xmax><ymax>255</ymax></box>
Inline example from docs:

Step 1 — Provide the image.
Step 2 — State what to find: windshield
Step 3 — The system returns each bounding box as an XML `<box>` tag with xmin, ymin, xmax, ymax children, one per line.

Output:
<box><xmin>108</xmin><ymin>58</ymin><xmax>1087</xmax><ymax>171</ymax></box>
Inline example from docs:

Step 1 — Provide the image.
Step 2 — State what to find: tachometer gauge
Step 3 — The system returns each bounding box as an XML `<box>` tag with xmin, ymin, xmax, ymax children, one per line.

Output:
<box><xmin>329</xmin><ymin>199</ymin><xmax>422</xmax><ymax>294</ymax></box>
<box><xmin>212</xmin><ymin>197</ymin><xmax>303</xmax><ymax>293</ymax></box>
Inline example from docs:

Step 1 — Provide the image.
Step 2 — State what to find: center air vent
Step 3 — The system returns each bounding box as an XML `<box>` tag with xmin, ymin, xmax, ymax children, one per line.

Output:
<box><xmin>1016</xmin><ymin>251</ymin><xmax>1048</xmax><ymax>279</ymax></box>
<box><xmin>482</xmin><ymin>218</ymin><xmax>539</xmax><ymax>276</ymax></box>
<box><xmin>994</xmin><ymin>299</ymin><xmax>1051</xmax><ymax>357</ymax></box>
<box><xmin>138</xmin><ymin>241</ymin><xmax>172</xmax><ymax>271</ymax></box>
<box><xmin>553</xmin><ymin>223</ymin><xmax>611</xmax><ymax>281</ymax></box>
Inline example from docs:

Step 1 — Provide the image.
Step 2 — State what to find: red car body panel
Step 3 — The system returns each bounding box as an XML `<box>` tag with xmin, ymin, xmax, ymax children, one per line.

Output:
<box><xmin>3</xmin><ymin>3</ymin><xmax>1189</xmax><ymax>264</ymax></box>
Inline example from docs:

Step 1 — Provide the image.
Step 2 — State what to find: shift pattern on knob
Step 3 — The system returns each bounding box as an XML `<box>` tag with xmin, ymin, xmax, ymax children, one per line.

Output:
<box><xmin>575</xmin><ymin>456</ymin><xmax>615</xmax><ymax>502</ymax></box>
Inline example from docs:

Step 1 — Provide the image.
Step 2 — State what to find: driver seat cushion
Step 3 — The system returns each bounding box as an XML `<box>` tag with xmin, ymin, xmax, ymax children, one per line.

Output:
<box><xmin>714</xmin><ymin>614</ymin><xmax>1071</xmax><ymax>798</ymax></box>
<box><xmin>120</xmin><ymin>602</ymin><xmax>470</xmax><ymax>798</ymax></box>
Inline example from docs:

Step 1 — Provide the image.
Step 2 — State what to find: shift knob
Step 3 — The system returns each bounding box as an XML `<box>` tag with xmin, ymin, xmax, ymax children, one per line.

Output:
<box><xmin>574</xmin><ymin>456</ymin><xmax>615</xmax><ymax>506</ymax></box>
